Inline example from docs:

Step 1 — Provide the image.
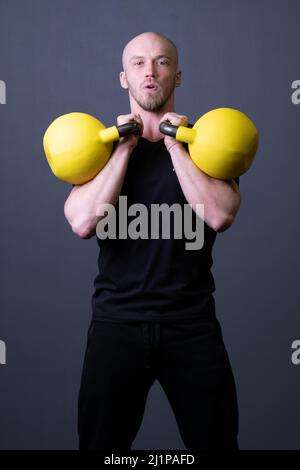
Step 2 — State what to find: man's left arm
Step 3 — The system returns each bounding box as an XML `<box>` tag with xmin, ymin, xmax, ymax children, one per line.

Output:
<box><xmin>161</xmin><ymin>112</ymin><xmax>241</xmax><ymax>233</ymax></box>
<box><xmin>170</xmin><ymin>144</ymin><xmax>241</xmax><ymax>232</ymax></box>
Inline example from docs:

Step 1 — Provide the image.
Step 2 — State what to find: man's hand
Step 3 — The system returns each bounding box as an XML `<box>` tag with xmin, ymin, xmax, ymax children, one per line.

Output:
<box><xmin>116</xmin><ymin>113</ymin><xmax>144</xmax><ymax>152</ymax></box>
<box><xmin>159</xmin><ymin>112</ymin><xmax>189</xmax><ymax>153</ymax></box>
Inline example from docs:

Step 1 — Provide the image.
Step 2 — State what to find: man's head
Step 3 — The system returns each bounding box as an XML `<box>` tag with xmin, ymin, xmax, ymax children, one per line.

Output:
<box><xmin>120</xmin><ymin>32</ymin><xmax>181</xmax><ymax>112</ymax></box>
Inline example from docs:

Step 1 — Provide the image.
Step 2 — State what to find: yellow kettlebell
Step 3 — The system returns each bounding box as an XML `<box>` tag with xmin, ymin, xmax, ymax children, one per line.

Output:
<box><xmin>159</xmin><ymin>107</ymin><xmax>259</xmax><ymax>179</ymax></box>
<box><xmin>43</xmin><ymin>112</ymin><xmax>141</xmax><ymax>184</ymax></box>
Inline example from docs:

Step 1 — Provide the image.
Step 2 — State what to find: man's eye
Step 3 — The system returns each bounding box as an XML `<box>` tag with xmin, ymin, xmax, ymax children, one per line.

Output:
<box><xmin>158</xmin><ymin>60</ymin><xmax>168</xmax><ymax>65</ymax></box>
<box><xmin>134</xmin><ymin>61</ymin><xmax>143</xmax><ymax>65</ymax></box>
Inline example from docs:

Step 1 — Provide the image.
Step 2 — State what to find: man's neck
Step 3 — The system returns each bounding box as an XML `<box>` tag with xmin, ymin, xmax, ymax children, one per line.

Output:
<box><xmin>130</xmin><ymin>98</ymin><xmax>175</xmax><ymax>142</ymax></box>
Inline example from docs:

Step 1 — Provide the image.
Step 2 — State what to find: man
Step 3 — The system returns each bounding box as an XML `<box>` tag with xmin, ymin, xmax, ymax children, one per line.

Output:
<box><xmin>64</xmin><ymin>31</ymin><xmax>241</xmax><ymax>450</ymax></box>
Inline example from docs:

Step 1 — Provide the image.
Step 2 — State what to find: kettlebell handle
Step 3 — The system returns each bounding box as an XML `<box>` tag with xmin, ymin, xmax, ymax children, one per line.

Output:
<box><xmin>159</xmin><ymin>121</ymin><xmax>195</xmax><ymax>144</ymax></box>
<box><xmin>159</xmin><ymin>121</ymin><xmax>177</xmax><ymax>138</ymax></box>
<box><xmin>117</xmin><ymin>121</ymin><xmax>142</xmax><ymax>137</ymax></box>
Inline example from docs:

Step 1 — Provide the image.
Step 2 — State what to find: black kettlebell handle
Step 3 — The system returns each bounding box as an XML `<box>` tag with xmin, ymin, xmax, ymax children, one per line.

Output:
<box><xmin>159</xmin><ymin>121</ymin><xmax>178</xmax><ymax>137</ymax></box>
<box><xmin>159</xmin><ymin>121</ymin><xmax>193</xmax><ymax>137</ymax></box>
<box><xmin>117</xmin><ymin>121</ymin><xmax>142</xmax><ymax>137</ymax></box>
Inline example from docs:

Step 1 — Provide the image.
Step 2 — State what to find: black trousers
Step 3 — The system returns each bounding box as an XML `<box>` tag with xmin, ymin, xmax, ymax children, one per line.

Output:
<box><xmin>77</xmin><ymin>316</ymin><xmax>239</xmax><ymax>450</ymax></box>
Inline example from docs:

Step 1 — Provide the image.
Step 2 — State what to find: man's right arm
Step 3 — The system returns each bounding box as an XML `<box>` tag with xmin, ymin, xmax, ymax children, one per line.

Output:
<box><xmin>64</xmin><ymin>114</ymin><xmax>143</xmax><ymax>239</ymax></box>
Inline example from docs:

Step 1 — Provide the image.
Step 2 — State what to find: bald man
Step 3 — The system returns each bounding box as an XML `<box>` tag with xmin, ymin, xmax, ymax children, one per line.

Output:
<box><xmin>64</xmin><ymin>32</ymin><xmax>240</xmax><ymax>451</ymax></box>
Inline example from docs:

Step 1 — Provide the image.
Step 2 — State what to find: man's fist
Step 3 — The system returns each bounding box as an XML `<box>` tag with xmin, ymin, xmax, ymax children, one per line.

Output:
<box><xmin>116</xmin><ymin>113</ymin><xmax>144</xmax><ymax>151</ymax></box>
<box><xmin>159</xmin><ymin>112</ymin><xmax>189</xmax><ymax>152</ymax></box>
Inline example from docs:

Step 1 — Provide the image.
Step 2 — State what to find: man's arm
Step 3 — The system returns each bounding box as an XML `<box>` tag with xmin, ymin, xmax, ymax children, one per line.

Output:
<box><xmin>160</xmin><ymin>112</ymin><xmax>241</xmax><ymax>233</ymax></box>
<box><xmin>64</xmin><ymin>113</ymin><xmax>143</xmax><ymax>239</ymax></box>
<box><xmin>169</xmin><ymin>144</ymin><xmax>241</xmax><ymax>232</ymax></box>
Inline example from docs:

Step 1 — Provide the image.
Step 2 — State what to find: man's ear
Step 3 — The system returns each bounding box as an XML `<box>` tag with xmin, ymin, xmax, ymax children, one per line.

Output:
<box><xmin>175</xmin><ymin>70</ymin><xmax>182</xmax><ymax>87</ymax></box>
<box><xmin>120</xmin><ymin>71</ymin><xmax>129</xmax><ymax>89</ymax></box>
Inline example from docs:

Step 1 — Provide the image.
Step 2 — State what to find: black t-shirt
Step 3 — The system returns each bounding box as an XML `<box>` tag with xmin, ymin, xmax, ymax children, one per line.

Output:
<box><xmin>92</xmin><ymin>137</ymin><xmax>239</xmax><ymax>323</ymax></box>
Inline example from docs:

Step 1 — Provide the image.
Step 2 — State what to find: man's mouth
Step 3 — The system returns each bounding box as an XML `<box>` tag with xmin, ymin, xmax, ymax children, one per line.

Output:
<box><xmin>143</xmin><ymin>83</ymin><xmax>158</xmax><ymax>91</ymax></box>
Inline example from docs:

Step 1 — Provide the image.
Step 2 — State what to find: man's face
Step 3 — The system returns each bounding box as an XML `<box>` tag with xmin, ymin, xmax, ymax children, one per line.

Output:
<box><xmin>120</xmin><ymin>34</ymin><xmax>181</xmax><ymax>112</ymax></box>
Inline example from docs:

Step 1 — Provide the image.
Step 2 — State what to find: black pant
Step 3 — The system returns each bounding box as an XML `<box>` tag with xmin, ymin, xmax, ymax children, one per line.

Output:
<box><xmin>77</xmin><ymin>316</ymin><xmax>239</xmax><ymax>450</ymax></box>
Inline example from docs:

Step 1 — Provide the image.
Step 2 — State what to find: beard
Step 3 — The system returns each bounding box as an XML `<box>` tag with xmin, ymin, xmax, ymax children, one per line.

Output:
<box><xmin>127</xmin><ymin>79</ymin><xmax>176</xmax><ymax>111</ymax></box>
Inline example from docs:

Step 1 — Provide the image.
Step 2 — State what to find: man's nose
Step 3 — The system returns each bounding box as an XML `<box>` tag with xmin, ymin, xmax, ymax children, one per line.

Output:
<box><xmin>145</xmin><ymin>61</ymin><xmax>157</xmax><ymax>78</ymax></box>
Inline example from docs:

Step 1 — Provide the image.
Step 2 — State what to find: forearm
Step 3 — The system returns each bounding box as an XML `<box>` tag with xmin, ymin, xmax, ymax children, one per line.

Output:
<box><xmin>169</xmin><ymin>144</ymin><xmax>241</xmax><ymax>232</ymax></box>
<box><xmin>64</xmin><ymin>143</ymin><xmax>132</xmax><ymax>238</ymax></box>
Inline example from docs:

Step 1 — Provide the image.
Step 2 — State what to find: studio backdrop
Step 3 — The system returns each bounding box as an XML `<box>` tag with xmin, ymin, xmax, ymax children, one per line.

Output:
<box><xmin>0</xmin><ymin>0</ymin><xmax>299</xmax><ymax>450</ymax></box>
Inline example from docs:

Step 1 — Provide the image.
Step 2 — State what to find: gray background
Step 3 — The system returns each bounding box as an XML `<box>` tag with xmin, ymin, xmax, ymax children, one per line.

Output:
<box><xmin>0</xmin><ymin>0</ymin><xmax>299</xmax><ymax>450</ymax></box>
